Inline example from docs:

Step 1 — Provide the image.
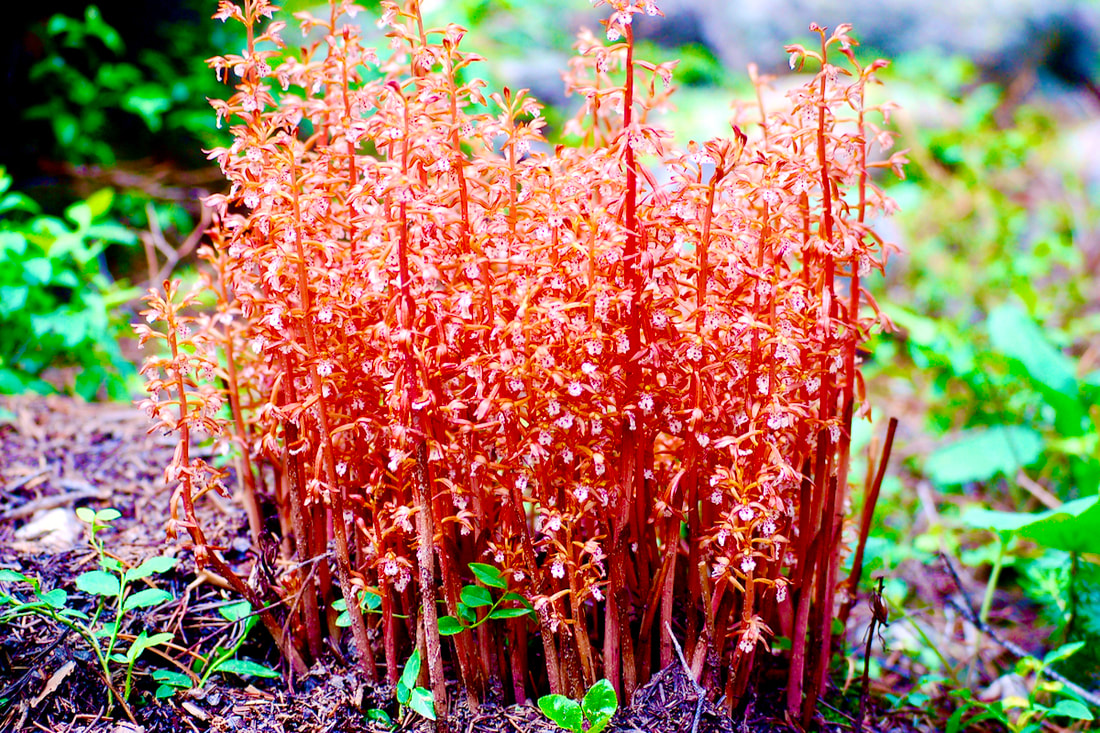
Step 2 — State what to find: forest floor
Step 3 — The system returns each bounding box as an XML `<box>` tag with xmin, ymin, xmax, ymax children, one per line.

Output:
<box><xmin>0</xmin><ymin>394</ymin><xmax>1029</xmax><ymax>733</ymax></box>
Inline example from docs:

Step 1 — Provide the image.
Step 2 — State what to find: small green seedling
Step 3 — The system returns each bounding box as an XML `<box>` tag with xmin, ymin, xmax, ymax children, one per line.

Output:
<box><xmin>437</xmin><ymin>563</ymin><xmax>534</xmax><ymax>636</ymax></box>
<box><xmin>151</xmin><ymin>599</ymin><xmax>279</xmax><ymax>698</ymax></box>
<box><xmin>946</xmin><ymin>642</ymin><xmax>1094</xmax><ymax>733</ymax></box>
<box><xmin>397</xmin><ymin>649</ymin><xmax>436</xmax><ymax>721</ymax></box>
<box><xmin>0</xmin><ymin>506</ymin><xmax>178</xmax><ymax>715</ymax></box>
<box><xmin>538</xmin><ymin>679</ymin><xmax>618</xmax><ymax>733</ymax></box>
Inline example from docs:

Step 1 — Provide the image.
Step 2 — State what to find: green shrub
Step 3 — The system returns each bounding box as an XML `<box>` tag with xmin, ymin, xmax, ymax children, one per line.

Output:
<box><xmin>0</xmin><ymin>168</ymin><xmax>140</xmax><ymax>398</ymax></box>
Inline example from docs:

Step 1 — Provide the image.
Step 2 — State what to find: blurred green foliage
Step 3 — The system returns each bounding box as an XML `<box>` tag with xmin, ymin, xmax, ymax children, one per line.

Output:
<box><xmin>24</xmin><ymin>3</ymin><xmax>236</xmax><ymax>169</ymax></box>
<box><xmin>0</xmin><ymin>168</ymin><xmax>140</xmax><ymax>399</ymax></box>
<box><xmin>861</xmin><ymin>53</ymin><xmax>1100</xmax><ymax>714</ymax></box>
<box><xmin>4</xmin><ymin>3</ymin><xmax>242</xmax><ymax>397</ymax></box>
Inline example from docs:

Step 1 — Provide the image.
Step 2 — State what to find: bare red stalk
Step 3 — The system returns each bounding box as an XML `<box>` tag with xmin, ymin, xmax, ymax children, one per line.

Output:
<box><xmin>839</xmin><ymin>417</ymin><xmax>898</xmax><ymax>628</ymax></box>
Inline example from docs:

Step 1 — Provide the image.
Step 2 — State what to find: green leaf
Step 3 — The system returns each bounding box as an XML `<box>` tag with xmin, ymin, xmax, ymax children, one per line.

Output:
<box><xmin>126</xmin><ymin>631</ymin><xmax>174</xmax><ymax>662</ymax></box>
<box><xmin>85</xmin><ymin>222</ymin><xmax>138</xmax><ymax>246</ymax></box>
<box><xmin>75</xmin><ymin>570</ymin><xmax>120</xmax><ymax>597</ymax></box>
<box><xmin>410</xmin><ymin>687</ymin><xmax>436</xmax><ymax>720</ymax></box>
<box><xmin>84</xmin><ymin>188</ymin><xmax>114</xmax><ymax>219</ymax></box>
<box><xmin>0</xmin><ymin>286</ymin><xmax>29</xmax><ymax>316</ymax></box>
<box><xmin>335</xmin><ymin>610</ymin><xmax>351</xmax><ymax>628</ymax></box>
<box><xmin>0</xmin><ymin>231</ymin><xmax>28</xmax><ymax>256</ymax></box>
<box><xmin>538</xmin><ymin>694</ymin><xmax>583</xmax><ymax>733</ymax></box>
<box><xmin>396</xmin><ymin>679</ymin><xmax>410</xmax><ymax>706</ymax></box>
<box><xmin>961</xmin><ymin>497</ymin><xmax>1100</xmax><ymax>554</ymax></box>
<box><xmin>460</xmin><ymin>585</ymin><xmax>493</xmax><ymax>608</ymax></box>
<box><xmin>469</xmin><ymin>563</ymin><xmax>507</xmax><ymax>589</ymax></box>
<box><xmin>1042</xmin><ymin>641</ymin><xmax>1085</xmax><ymax>667</ymax></box>
<box><xmin>124</xmin><ymin>556</ymin><xmax>177</xmax><ymax>583</ymax></box>
<box><xmin>458</xmin><ymin>602</ymin><xmax>477</xmax><ymax>623</ymax></box>
<box><xmin>925</xmin><ymin>426</ymin><xmax>1043</xmax><ymax>487</ymax></box>
<box><xmin>437</xmin><ymin>615</ymin><xmax>466</xmax><ymax>635</ymax></box>
<box><xmin>215</xmin><ymin>659</ymin><xmax>280</xmax><ymax>678</ymax></box>
<box><xmin>152</xmin><ymin>669</ymin><xmax>193</xmax><ymax>688</ymax></box>
<box><xmin>95</xmin><ymin>508</ymin><xmax>121</xmax><ymax>523</ymax></box>
<box><xmin>155</xmin><ymin>684</ymin><xmax>180</xmax><ymax>699</ymax></box>
<box><xmin>39</xmin><ymin>588</ymin><xmax>69</xmax><ymax>609</ymax></box>
<box><xmin>1019</xmin><ymin>498</ymin><xmax>1100</xmax><ymax>554</ymax></box>
<box><xmin>122</xmin><ymin>84</ymin><xmax>171</xmax><ymax>131</ymax></box>
<box><xmin>75</xmin><ymin>507</ymin><xmax>97</xmax><ymax>524</ymax></box>
<box><xmin>0</xmin><ymin>570</ymin><xmax>29</xmax><ymax>583</ymax></box>
<box><xmin>988</xmin><ymin>304</ymin><xmax>1077</xmax><ymax>397</ymax></box>
<box><xmin>399</xmin><ymin>649</ymin><xmax>422</xmax><ymax>693</ymax></box>
<box><xmin>366</xmin><ymin>708</ymin><xmax>393</xmax><ymax>726</ymax></box>
<box><xmin>65</xmin><ymin>200</ymin><xmax>93</xmax><ymax>231</ymax></box>
<box><xmin>83</xmin><ymin>6</ymin><xmax>124</xmax><ymax>53</ymax></box>
<box><xmin>218</xmin><ymin>600</ymin><xmax>253</xmax><ymax>623</ymax></box>
<box><xmin>122</xmin><ymin>588</ymin><xmax>173</xmax><ymax>613</ymax></box>
<box><xmin>582</xmin><ymin>679</ymin><xmax>618</xmax><ymax>733</ymax></box>
<box><xmin>23</xmin><ymin>257</ymin><xmax>52</xmax><ymax>285</ymax></box>
<box><xmin>488</xmin><ymin>607</ymin><xmax>533</xmax><ymax>620</ymax></box>
<box><xmin>1047</xmin><ymin>699</ymin><xmax>1093</xmax><ymax>721</ymax></box>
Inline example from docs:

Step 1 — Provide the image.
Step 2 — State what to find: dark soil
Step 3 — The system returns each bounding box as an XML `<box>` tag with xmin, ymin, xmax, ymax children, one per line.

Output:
<box><xmin>0</xmin><ymin>395</ymin><xmax>938</xmax><ymax>733</ymax></box>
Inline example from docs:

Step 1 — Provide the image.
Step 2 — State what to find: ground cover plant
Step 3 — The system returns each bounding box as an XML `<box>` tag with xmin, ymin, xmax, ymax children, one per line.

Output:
<box><xmin>136</xmin><ymin>0</ymin><xmax>905</xmax><ymax>726</ymax></box>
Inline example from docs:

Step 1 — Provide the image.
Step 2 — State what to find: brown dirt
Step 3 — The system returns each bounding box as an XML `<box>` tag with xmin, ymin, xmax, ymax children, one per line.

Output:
<box><xmin>0</xmin><ymin>395</ymin><xmax>934</xmax><ymax>733</ymax></box>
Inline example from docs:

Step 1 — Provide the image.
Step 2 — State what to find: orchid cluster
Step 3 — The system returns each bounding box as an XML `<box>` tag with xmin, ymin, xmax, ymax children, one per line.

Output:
<box><xmin>140</xmin><ymin>0</ymin><xmax>904</xmax><ymax>724</ymax></box>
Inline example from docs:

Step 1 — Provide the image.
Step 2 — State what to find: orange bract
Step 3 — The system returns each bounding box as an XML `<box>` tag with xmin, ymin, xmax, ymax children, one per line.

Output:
<box><xmin>140</xmin><ymin>0</ymin><xmax>905</xmax><ymax>724</ymax></box>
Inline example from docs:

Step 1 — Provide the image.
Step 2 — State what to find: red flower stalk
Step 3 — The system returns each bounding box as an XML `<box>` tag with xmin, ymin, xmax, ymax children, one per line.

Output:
<box><xmin>140</xmin><ymin>0</ymin><xmax>906</xmax><ymax>722</ymax></box>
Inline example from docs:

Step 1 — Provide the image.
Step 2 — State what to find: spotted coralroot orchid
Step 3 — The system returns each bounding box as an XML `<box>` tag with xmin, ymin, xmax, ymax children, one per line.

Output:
<box><xmin>139</xmin><ymin>0</ymin><xmax>904</xmax><ymax>724</ymax></box>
